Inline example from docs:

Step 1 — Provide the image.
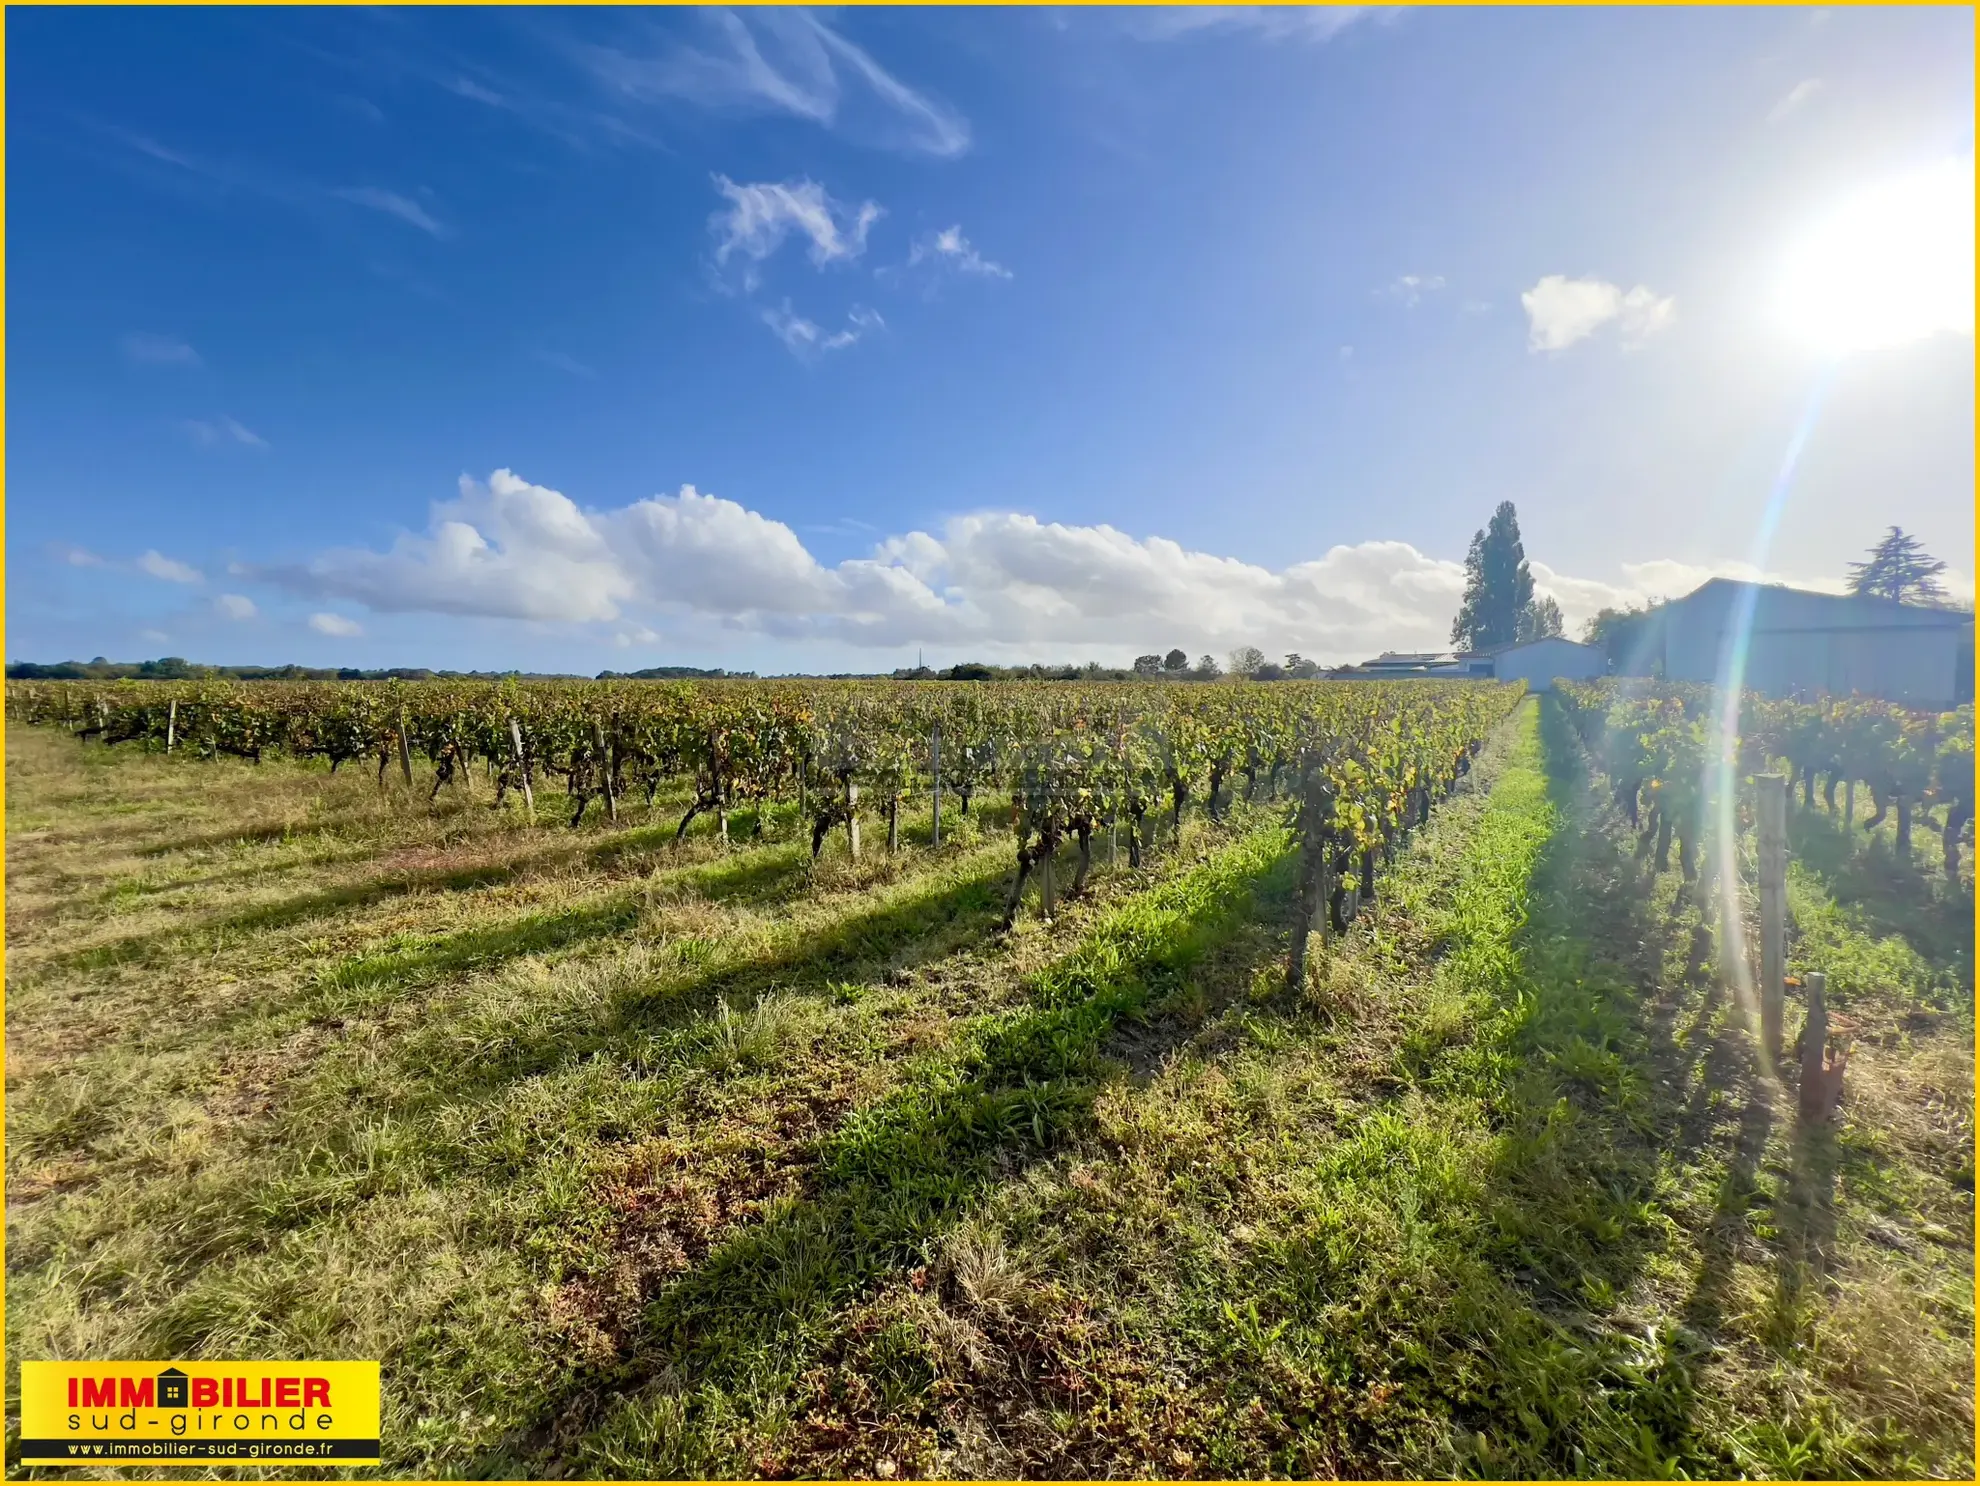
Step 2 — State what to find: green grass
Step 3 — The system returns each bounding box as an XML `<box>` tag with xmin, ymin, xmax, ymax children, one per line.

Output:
<box><xmin>5</xmin><ymin>702</ymin><xmax>1970</xmax><ymax>1480</ymax></box>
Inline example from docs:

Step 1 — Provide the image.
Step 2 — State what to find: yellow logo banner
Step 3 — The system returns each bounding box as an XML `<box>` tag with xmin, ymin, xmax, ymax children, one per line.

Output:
<box><xmin>18</xmin><ymin>1361</ymin><xmax>381</xmax><ymax>1466</ymax></box>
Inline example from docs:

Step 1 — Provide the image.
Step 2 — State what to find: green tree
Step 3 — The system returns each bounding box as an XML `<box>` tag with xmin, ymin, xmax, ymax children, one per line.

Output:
<box><xmin>1450</xmin><ymin>502</ymin><xmax>1536</xmax><ymax>650</ymax></box>
<box><xmin>1163</xmin><ymin>648</ymin><xmax>1189</xmax><ymax>673</ymax></box>
<box><xmin>1228</xmin><ymin>645</ymin><xmax>1266</xmax><ymax>677</ymax></box>
<box><xmin>1516</xmin><ymin>595</ymin><xmax>1564</xmax><ymax>642</ymax></box>
<box><xmin>1847</xmin><ymin>526</ymin><xmax>1950</xmax><ymax>605</ymax></box>
<box><xmin>1132</xmin><ymin>654</ymin><xmax>1163</xmax><ymax>677</ymax></box>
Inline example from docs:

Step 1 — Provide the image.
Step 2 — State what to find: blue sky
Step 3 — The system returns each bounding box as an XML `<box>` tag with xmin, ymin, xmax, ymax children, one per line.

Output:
<box><xmin>7</xmin><ymin>4</ymin><xmax>1974</xmax><ymax>672</ymax></box>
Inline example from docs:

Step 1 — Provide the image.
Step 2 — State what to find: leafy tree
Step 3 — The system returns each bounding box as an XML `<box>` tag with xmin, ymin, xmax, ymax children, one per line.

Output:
<box><xmin>1132</xmin><ymin>654</ymin><xmax>1164</xmax><ymax>677</ymax></box>
<box><xmin>1450</xmin><ymin>501</ymin><xmax>1536</xmax><ymax>650</ymax></box>
<box><xmin>1163</xmin><ymin>648</ymin><xmax>1189</xmax><ymax>673</ymax></box>
<box><xmin>1847</xmin><ymin>526</ymin><xmax>1950</xmax><ymax>606</ymax></box>
<box><xmin>1194</xmin><ymin>654</ymin><xmax>1223</xmax><ymax>679</ymax></box>
<box><xmin>1228</xmin><ymin>645</ymin><xmax>1266</xmax><ymax>677</ymax></box>
<box><xmin>1516</xmin><ymin>595</ymin><xmax>1565</xmax><ymax>642</ymax></box>
<box><xmin>1283</xmin><ymin>653</ymin><xmax>1322</xmax><ymax>679</ymax></box>
<box><xmin>1581</xmin><ymin>604</ymin><xmax>1659</xmax><ymax>675</ymax></box>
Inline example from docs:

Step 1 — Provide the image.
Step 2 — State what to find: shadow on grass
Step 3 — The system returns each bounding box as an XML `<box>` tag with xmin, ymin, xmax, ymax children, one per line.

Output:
<box><xmin>1786</xmin><ymin>805</ymin><xmax>1973</xmax><ymax>990</ymax></box>
<box><xmin>477</xmin><ymin>832</ymin><xmax>1296</xmax><ymax>1476</ymax></box>
<box><xmin>1348</xmin><ymin>695</ymin><xmax>1767</xmax><ymax>1477</ymax></box>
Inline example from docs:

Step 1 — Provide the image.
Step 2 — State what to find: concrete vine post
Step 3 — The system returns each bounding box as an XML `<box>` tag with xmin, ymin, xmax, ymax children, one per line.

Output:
<box><xmin>508</xmin><ymin>717</ymin><xmax>534</xmax><ymax>825</ymax></box>
<box><xmin>397</xmin><ymin>709</ymin><xmax>414</xmax><ymax>788</ymax></box>
<box><xmin>592</xmin><ymin>720</ymin><xmax>618</xmax><ymax>824</ymax></box>
<box><xmin>1757</xmin><ymin>773</ymin><xmax>1788</xmax><ymax>1063</ymax></box>
<box><xmin>930</xmin><ymin>723</ymin><xmax>942</xmax><ymax>849</ymax></box>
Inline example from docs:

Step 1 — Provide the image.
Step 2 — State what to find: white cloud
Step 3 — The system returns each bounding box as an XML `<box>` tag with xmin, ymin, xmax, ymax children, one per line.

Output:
<box><xmin>140</xmin><ymin>628</ymin><xmax>171</xmax><ymax>644</ymax></box>
<box><xmin>275</xmin><ymin>468</ymin><xmax>1911</xmax><ymax>663</ymax></box>
<box><xmin>121</xmin><ymin>333</ymin><xmax>201</xmax><ymax>367</ymax></box>
<box><xmin>183</xmin><ymin>417</ymin><xmax>269</xmax><ymax>450</ymax></box>
<box><xmin>762</xmin><ymin>301</ymin><xmax>882</xmax><ymax>357</ymax></box>
<box><xmin>711</xmin><ymin>176</ymin><xmax>881</xmax><ymax>281</ymax></box>
<box><xmin>908</xmin><ymin>225</ymin><xmax>1011</xmax><ymax>280</ymax></box>
<box><xmin>309</xmin><ymin>611</ymin><xmax>364</xmax><ymax>637</ymax></box>
<box><xmin>59</xmin><ymin>544</ymin><xmax>105</xmax><ymax>567</ymax></box>
<box><xmin>216</xmin><ymin>593</ymin><xmax>258</xmax><ymax>620</ymax></box>
<box><xmin>578</xmin><ymin>10</ymin><xmax>969</xmax><ymax>158</ymax></box>
<box><xmin>138</xmin><ymin>550</ymin><xmax>203</xmax><ymax>585</ymax></box>
<box><xmin>1380</xmin><ymin>273</ymin><xmax>1445</xmax><ymax>307</ymax></box>
<box><xmin>536</xmin><ymin>350</ymin><xmax>597</xmax><ymax>378</ymax></box>
<box><xmin>1768</xmin><ymin>77</ymin><xmax>1824</xmax><ymax>123</ymax></box>
<box><xmin>1128</xmin><ymin>6</ymin><xmax>1396</xmax><ymax>44</ymax></box>
<box><xmin>333</xmin><ymin>187</ymin><xmax>449</xmax><ymax>237</ymax></box>
<box><xmin>1521</xmin><ymin>274</ymin><xmax>1676</xmax><ymax>352</ymax></box>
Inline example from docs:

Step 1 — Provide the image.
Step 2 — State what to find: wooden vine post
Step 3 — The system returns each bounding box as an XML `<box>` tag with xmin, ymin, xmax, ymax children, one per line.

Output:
<box><xmin>1757</xmin><ymin>772</ymin><xmax>1788</xmax><ymax>1062</ymax></box>
<box><xmin>508</xmin><ymin>717</ymin><xmax>534</xmax><ymax>825</ymax></box>
<box><xmin>846</xmin><ymin>779</ymin><xmax>861</xmax><ymax>859</ymax></box>
<box><xmin>165</xmin><ymin>699</ymin><xmax>177</xmax><ymax>754</ymax></box>
<box><xmin>930</xmin><ymin>722</ymin><xmax>942</xmax><ymax>849</ymax></box>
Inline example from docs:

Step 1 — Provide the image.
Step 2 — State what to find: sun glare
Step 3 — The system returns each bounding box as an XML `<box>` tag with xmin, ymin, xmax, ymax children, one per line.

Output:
<box><xmin>1777</xmin><ymin>155</ymin><xmax>1976</xmax><ymax>355</ymax></box>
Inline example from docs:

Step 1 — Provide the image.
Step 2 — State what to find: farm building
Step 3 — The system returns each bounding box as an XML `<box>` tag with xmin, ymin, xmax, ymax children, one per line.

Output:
<box><xmin>1622</xmin><ymin>578</ymin><xmax>1974</xmax><ymax>708</ymax></box>
<box><xmin>1330</xmin><ymin>637</ymin><xmax>1606</xmax><ymax>690</ymax></box>
<box><xmin>1473</xmin><ymin>637</ymin><xmax>1608</xmax><ymax>692</ymax></box>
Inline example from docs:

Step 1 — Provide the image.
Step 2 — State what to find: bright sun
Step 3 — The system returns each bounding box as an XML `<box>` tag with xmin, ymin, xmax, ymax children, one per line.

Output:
<box><xmin>1777</xmin><ymin>155</ymin><xmax>1976</xmax><ymax>354</ymax></box>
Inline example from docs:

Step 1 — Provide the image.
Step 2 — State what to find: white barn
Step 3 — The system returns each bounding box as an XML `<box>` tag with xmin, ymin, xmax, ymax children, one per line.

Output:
<box><xmin>1467</xmin><ymin>637</ymin><xmax>1607</xmax><ymax>692</ymax></box>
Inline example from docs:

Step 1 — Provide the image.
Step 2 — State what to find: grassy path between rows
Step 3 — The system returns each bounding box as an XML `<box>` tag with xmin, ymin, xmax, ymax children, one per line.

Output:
<box><xmin>7</xmin><ymin>698</ymin><xmax>1970</xmax><ymax>1479</ymax></box>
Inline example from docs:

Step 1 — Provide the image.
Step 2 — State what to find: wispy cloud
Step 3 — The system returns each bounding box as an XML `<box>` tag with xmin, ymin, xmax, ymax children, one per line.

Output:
<box><xmin>1521</xmin><ymin>275</ymin><xmax>1675</xmax><ymax>353</ymax></box>
<box><xmin>333</xmin><ymin>186</ymin><xmax>449</xmax><ymax>237</ymax></box>
<box><xmin>907</xmin><ymin>225</ymin><xmax>1011</xmax><ymax>280</ymax></box>
<box><xmin>1379</xmin><ymin>272</ymin><xmax>1445</xmax><ymax>308</ymax></box>
<box><xmin>215</xmin><ymin>593</ymin><xmax>258</xmax><ymax>620</ymax></box>
<box><xmin>535</xmin><ymin>350</ymin><xmax>598</xmax><ymax>378</ymax></box>
<box><xmin>138</xmin><ymin>550</ymin><xmax>203</xmax><ymax>585</ymax></box>
<box><xmin>1127</xmin><ymin>6</ymin><xmax>1398</xmax><ymax>44</ymax></box>
<box><xmin>447</xmin><ymin>75</ymin><xmax>507</xmax><ymax>106</ymax></box>
<box><xmin>57</xmin><ymin>544</ymin><xmax>106</xmax><ymax>567</ymax></box>
<box><xmin>121</xmin><ymin>332</ymin><xmax>202</xmax><ymax>366</ymax></box>
<box><xmin>711</xmin><ymin>175</ymin><xmax>882</xmax><ymax>282</ymax></box>
<box><xmin>1767</xmin><ymin>77</ymin><xmax>1824</xmax><ymax>123</ymax></box>
<box><xmin>762</xmin><ymin>302</ymin><xmax>883</xmax><ymax>357</ymax></box>
<box><xmin>97</xmin><ymin>122</ymin><xmax>451</xmax><ymax>244</ymax></box>
<box><xmin>573</xmin><ymin>9</ymin><xmax>970</xmax><ymax>158</ymax></box>
<box><xmin>183</xmin><ymin>416</ymin><xmax>270</xmax><ymax>450</ymax></box>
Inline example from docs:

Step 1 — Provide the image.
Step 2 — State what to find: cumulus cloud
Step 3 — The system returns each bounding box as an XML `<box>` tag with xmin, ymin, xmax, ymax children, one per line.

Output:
<box><xmin>267</xmin><ymin>468</ymin><xmax>1882</xmax><ymax>664</ymax></box>
<box><xmin>1381</xmin><ymin>273</ymin><xmax>1445</xmax><ymax>307</ymax></box>
<box><xmin>121</xmin><ymin>333</ymin><xmax>201</xmax><ymax>367</ymax></box>
<box><xmin>762</xmin><ymin>302</ymin><xmax>882</xmax><ymax>357</ymax></box>
<box><xmin>309</xmin><ymin>612</ymin><xmax>364</xmax><ymax>637</ymax></box>
<box><xmin>577</xmin><ymin>9</ymin><xmax>970</xmax><ymax>158</ymax></box>
<box><xmin>908</xmin><ymin>225</ymin><xmax>1011</xmax><ymax>280</ymax></box>
<box><xmin>138</xmin><ymin>550</ymin><xmax>203</xmax><ymax>584</ymax></box>
<box><xmin>1521</xmin><ymin>275</ymin><xmax>1676</xmax><ymax>352</ymax></box>
<box><xmin>216</xmin><ymin>593</ymin><xmax>258</xmax><ymax>620</ymax></box>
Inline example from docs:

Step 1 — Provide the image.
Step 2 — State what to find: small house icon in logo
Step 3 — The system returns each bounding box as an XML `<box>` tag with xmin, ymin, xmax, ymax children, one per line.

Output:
<box><xmin>156</xmin><ymin>1368</ymin><xmax>190</xmax><ymax>1409</ymax></box>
